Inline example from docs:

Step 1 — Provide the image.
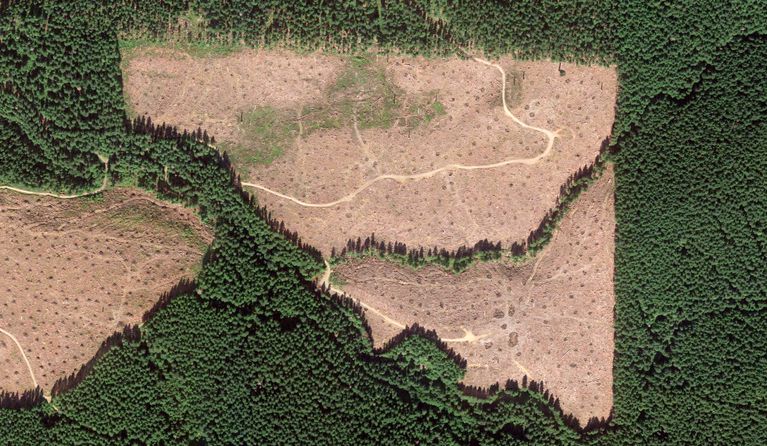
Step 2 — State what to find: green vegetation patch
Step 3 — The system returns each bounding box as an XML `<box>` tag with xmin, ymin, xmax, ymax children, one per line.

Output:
<box><xmin>222</xmin><ymin>106</ymin><xmax>300</xmax><ymax>170</ymax></box>
<box><xmin>105</xmin><ymin>203</ymin><xmax>207</xmax><ymax>251</ymax></box>
<box><xmin>299</xmin><ymin>54</ymin><xmax>447</xmax><ymax>136</ymax></box>
<box><xmin>502</xmin><ymin>67</ymin><xmax>525</xmax><ymax>109</ymax></box>
<box><xmin>328</xmin><ymin>273</ymin><xmax>347</xmax><ymax>288</ymax></box>
<box><xmin>220</xmin><ymin>54</ymin><xmax>447</xmax><ymax>174</ymax></box>
<box><xmin>329</xmin><ymin>54</ymin><xmax>401</xmax><ymax>129</ymax></box>
<box><xmin>119</xmin><ymin>38</ymin><xmax>245</xmax><ymax>60</ymax></box>
<box><xmin>402</xmin><ymin>92</ymin><xmax>447</xmax><ymax>128</ymax></box>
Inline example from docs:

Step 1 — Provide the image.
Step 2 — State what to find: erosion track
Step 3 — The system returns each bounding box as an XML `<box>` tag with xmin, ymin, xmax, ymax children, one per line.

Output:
<box><xmin>241</xmin><ymin>57</ymin><xmax>562</xmax><ymax>208</ymax></box>
<box><xmin>319</xmin><ymin>262</ymin><xmax>488</xmax><ymax>342</ymax></box>
<box><xmin>0</xmin><ymin>327</ymin><xmax>44</xmax><ymax>399</ymax></box>
<box><xmin>0</xmin><ymin>156</ymin><xmax>109</xmax><ymax>200</ymax></box>
<box><xmin>319</xmin><ymin>262</ymin><xmax>529</xmax><ymax>375</ymax></box>
<box><xmin>0</xmin><ymin>156</ymin><xmax>107</xmax><ymax>402</ymax></box>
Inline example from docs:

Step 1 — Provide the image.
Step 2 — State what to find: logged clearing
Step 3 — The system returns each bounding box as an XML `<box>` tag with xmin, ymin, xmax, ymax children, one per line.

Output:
<box><xmin>123</xmin><ymin>47</ymin><xmax>617</xmax><ymax>422</ymax></box>
<box><xmin>0</xmin><ymin>334</ymin><xmax>31</xmax><ymax>395</ymax></box>
<box><xmin>0</xmin><ymin>189</ymin><xmax>212</xmax><ymax>393</ymax></box>
<box><xmin>124</xmin><ymin>48</ymin><xmax>617</xmax><ymax>254</ymax></box>
<box><xmin>333</xmin><ymin>166</ymin><xmax>616</xmax><ymax>423</ymax></box>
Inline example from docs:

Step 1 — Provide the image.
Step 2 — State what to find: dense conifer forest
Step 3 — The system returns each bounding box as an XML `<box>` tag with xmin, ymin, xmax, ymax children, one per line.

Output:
<box><xmin>1</xmin><ymin>1</ymin><xmax>765</xmax><ymax>444</ymax></box>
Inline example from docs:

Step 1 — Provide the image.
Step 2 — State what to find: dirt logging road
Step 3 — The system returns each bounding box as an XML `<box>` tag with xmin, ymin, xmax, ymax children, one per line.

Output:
<box><xmin>0</xmin><ymin>159</ymin><xmax>111</xmax><ymax>401</ymax></box>
<box><xmin>0</xmin><ymin>156</ymin><xmax>109</xmax><ymax>200</ymax></box>
<box><xmin>0</xmin><ymin>328</ymin><xmax>42</xmax><ymax>398</ymax></box>
<box><xmin>241</xmin><ymin>56</ymin><xmax>563</xmax><ymax>208</ymax></box>
<box><xmin>319</xmin><ymin>261</ymin><xmax>494</xmax><ymax>343</ymax></box>
<box><xmin>319</xmin><ymin>261</ymin><xmax>406</xmax><ymax>329</ymax></box>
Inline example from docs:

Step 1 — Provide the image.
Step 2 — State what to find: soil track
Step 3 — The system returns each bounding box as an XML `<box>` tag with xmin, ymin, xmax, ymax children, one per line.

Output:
<box><xmin>124</xmin><ymin>49</ymin><xmax>617</xmax><ymax>423</ymax></box>
<box><xmin>0</xmin><ymin>328</ymin><xmax>37</xmax><ymax>391</ymax></box>
<box><xmin>242</xmin><ymin>56</ymin><xmax>561</xmax><ymax>208</ymax></box>
<box><xmin>124</xmin><ymin>49</ymin><xmax>618</xmax><ymax>254</ymax></box>
<box><xmin>0</xmin><ymin>157</ymin><xmax>109</xmax><ymax>200</ymax></box>
<box><xmin>333</xmin><ymin>165</ymin><xmax>616</xmax><ymax>424</ymax></box>
<box><xmin>0</xmin><ymin>188</ymin><xmax>211</xmax><ymax>394</ymax></box>
<box><xmin>321</xmin><ymin>261</ymin><xmax>406</xmax><ymax>329</ymax></box>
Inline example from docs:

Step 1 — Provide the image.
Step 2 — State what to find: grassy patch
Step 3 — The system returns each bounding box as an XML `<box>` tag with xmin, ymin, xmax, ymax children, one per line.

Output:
<box><xmin>106</xmin><ymin>206</ymin><xmax>207</xmax><ymax>251</ymax></box>
<box><xmin>300</xmin><ymin>103</ymin><xmax>343</xmax><ymax>133</ymax></box>
<box><xmin>119</xmin><ymin>39</ymin><xmax>244</xmax><ymax>61</ymax></box>
<box><xmin>502</xmin><ymin>67</ymin><xmax>525</xmax><ymax>109</ymax></box>
<box><xmin>81</xmin><ymin>193</ymin><xmax>105</xmax><ymax>205</ymax></box>
<box><xmin>431</xmin><ymin>99</ymin><xmax>445</xmax><ymax>115</ymax></box>
<box><xmin>322</xmin><ymin>54</ymin><xmax>402</xmax><ymax>129</ymax></box>
<box><xmin>241</xmin><ymin>106</ymin><xmax>298</xmax><ymax>163</ymax></box>
<box><xmin>58</xmin><ymin>193</ymin><xmax>105</xmax><ymax>218</ymax></box>
<box><xmin>222</xmin><ymin>106</ymin><xmax>300</xmax><ymax>170</ymax></box>
<box><xmin>329</xmin><ymin>273</ymin><xmax>347</xmax><ymax>287</ymax></box>
<box><xmin>108</xmin><ymin>210</ymin><xmax>148</xmax><ymax>229</ymax></box>
<box><xmin>401</xmin><ymin>92</ymin><xmax>447</xmax><ymax>128</ymax></box>
<box><xmin>297</xmin><ymin>54</ymin><xmax>446</xmax><ymax>135</ymax></box>
<box><xmin>178</xmin><ymin>226</ymin><xmax>208</xmax><ymax>251</ymax></box>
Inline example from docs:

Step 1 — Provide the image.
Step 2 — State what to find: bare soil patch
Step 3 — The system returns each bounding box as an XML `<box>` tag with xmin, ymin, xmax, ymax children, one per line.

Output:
<box><xmin>0</xmin><ymin>188</ymin><xmax>212</xmax><ymax>393</ymax></box>
<box><xmin>123</xmin><ymin>46</ymin><xmax>344</xmax><ymax>168</ymax></box>
<box><xmin>123</xmin><ymin>49</ymin><xmax>617</xmax><ymax>254</ymax></box>
<box><xmin>0</xmin><ymin>335</ymin><xmax>30</xmax><ymax>395</ymax></box>
<box><xmin>124</xmin><ymin>46</ymin><xmax>617</xmax><ymax>424</ymax></box>
<box><xmin>333</xmin><ymin>165</ymin><xmax>616</xmax><ymax>424</ymax></box>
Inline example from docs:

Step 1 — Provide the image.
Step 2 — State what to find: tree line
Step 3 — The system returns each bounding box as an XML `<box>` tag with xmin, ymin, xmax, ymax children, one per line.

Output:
<box><xmin>332</xmin><ymin>136</ymin><xmax>612</xmax><ymax>272</ymax></box>
<box><xmin>2</xmin><ymin>0</ymin><xmax>765</xmax><ymax>445</ymax></box>
<box><xmin>122</xmin><ymin>113</ymin><xmax>324</xmax><ymax>266</ymax></box>
<box><xmin>332</xmin><ymin>233</ymin><xmax>505</xmax><ymax>272</ymax></box>
<box><xmin>107</xmin><ymin>0</ymin><xmax>615</xmax><ymax>63</ymax></box>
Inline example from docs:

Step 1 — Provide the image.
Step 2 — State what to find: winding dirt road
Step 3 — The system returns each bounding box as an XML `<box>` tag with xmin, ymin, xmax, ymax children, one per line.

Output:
<box><xmin>320</xmin><ymin>261</ymin><xmax>406</xmax><ymax>329</ymax></box>
<box><xmin>319</xmin><ymin>262</ymin><xmax>490</xmax><ymax>343</ymax></box>
<box><xmin>0</xmin><ymin>156</ymin><xmax>109</xmax><ymax>401</ymax></box>
<box><xmin>0</xmin><ymin>156</ymin><xmax>109</xmax><ymax>200</ymax></box>
<box><xmin>305</xmin><ymin>56</ymin><xmax>567</xmax><ymax>347</ymax></box>
<box><xmin>0</xmin><ymin>328</ymin><xmax>40</xmax><ymax>395</ymax></box>
<box><xmin>241</xmin><ymin>57</ymin><xmax>561</xmax><ymax>208</ymax></box>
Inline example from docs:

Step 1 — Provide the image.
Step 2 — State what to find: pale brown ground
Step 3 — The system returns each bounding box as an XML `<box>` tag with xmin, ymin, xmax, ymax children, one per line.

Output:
<box><xmin>333</xmin><ymin>165</ymin><xmax>615</xmax><ymax>424</ymax></box>
<box><xmin>123</xmin><ymin>47</ymin><xmax>344</xmax><ymax>143</ymax></box>
<box><xmin>0</xmin><ymin>189</ymin><xmax>212</xmax><ymax>393</ymax></box>
<box><xmin>0</xmin><ymin>337</ymin><xmax>29</xmax><ymax>395</ymax></box>
<box><xmin>123</xmin><ymin>48</ymin><xmax>617</xmax><ymax>422</ymax></box>
<box><xmin>123</xmin><ymin>49</ymin><xmax>617</xmax><ymax>255</ymax></box>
